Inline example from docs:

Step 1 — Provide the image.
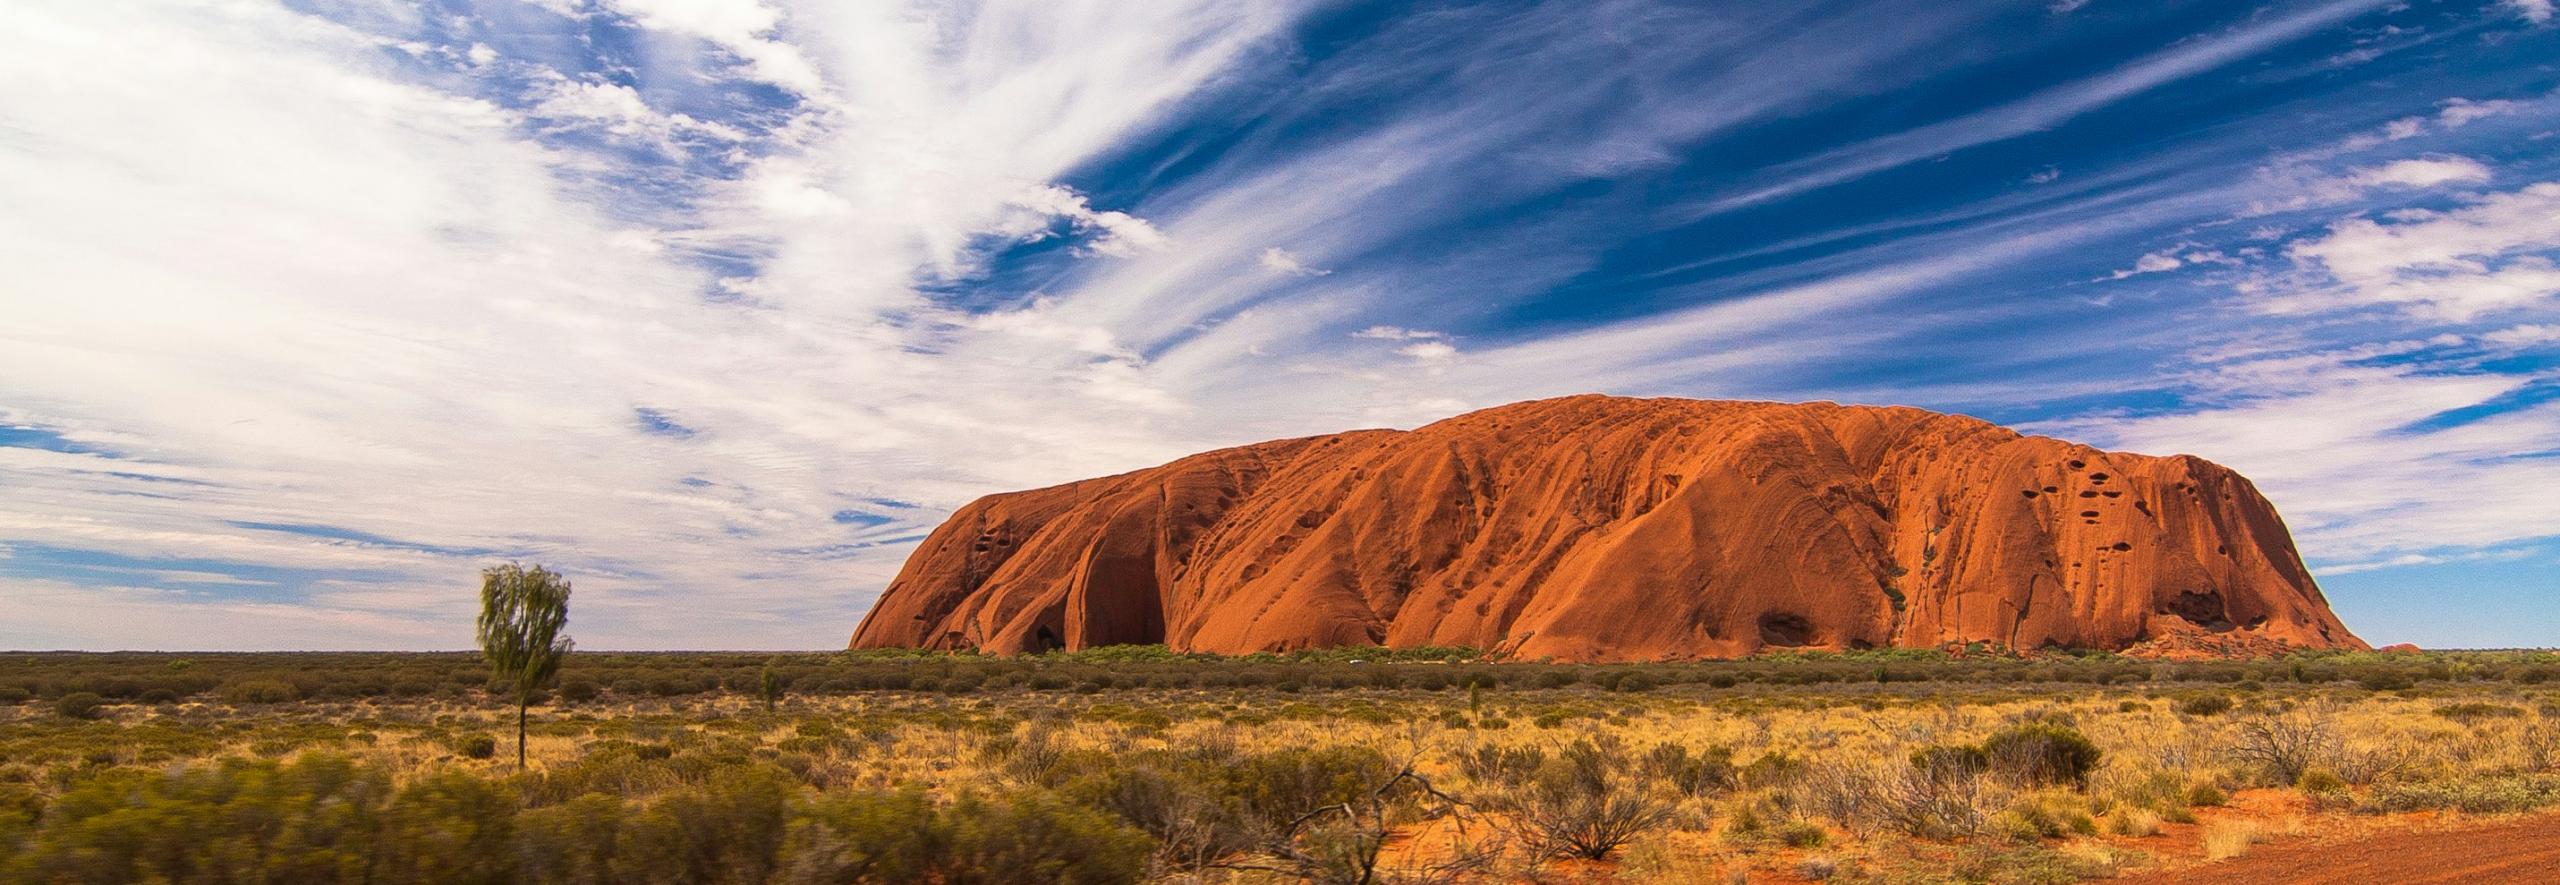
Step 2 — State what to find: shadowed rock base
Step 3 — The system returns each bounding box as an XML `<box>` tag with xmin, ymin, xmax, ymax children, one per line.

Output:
<box><xmin>851</xmin><ymin>395</ymin><xmax>2363</xmax><ymax>661</ymax></box>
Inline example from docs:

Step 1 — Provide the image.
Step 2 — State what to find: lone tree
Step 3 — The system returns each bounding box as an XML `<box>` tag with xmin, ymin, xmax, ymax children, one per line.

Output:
<box><xmin>476</xmin><ymin>562</ymin><xmax>573</xmax><ymax>768</ymax></box>
<box><xmin>759</xmin><ymin>658</ymin><xmax>784</xmax><ymax>713</ymax></box>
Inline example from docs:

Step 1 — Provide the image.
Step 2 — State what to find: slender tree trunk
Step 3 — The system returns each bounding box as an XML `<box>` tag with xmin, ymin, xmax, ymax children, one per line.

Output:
<box><xmin>517</xmin><ymin>694</ymin><xmax>529</xmax><ymax>769</ymax></box>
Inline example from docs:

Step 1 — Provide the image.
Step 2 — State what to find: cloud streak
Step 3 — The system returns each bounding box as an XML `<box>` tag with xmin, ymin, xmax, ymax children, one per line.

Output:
<box><xmin>2</xmin><ymin>0</ymin><xmax>2555</xmax><ymax>649</ymax></box>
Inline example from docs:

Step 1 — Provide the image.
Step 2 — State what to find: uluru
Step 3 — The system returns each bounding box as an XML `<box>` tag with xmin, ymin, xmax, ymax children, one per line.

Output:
<box><xmin>851</xmin><ymin>396</ymin><xmax>2364</xmax><ymax>661</ymax></box>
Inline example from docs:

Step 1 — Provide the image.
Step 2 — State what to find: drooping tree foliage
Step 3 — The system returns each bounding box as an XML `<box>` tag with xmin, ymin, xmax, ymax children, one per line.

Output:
<box><xmin>476</xmin><ymin>563</ymin><xmax>572</xmax><ymax>768</ymax></box>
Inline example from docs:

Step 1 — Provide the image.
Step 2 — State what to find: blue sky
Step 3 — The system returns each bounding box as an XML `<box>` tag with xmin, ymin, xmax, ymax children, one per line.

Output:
<box><xmin>2</xmin><ymin>0</ymin><xmax>2556</xmax><ymax>650</ymax></box>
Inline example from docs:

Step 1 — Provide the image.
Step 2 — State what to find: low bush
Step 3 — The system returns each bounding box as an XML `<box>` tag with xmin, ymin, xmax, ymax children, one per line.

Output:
<box><xmin>1982</xmin><ymin>723</ymin><xmax>2102</xmax><ymax>789</ymax></box>
<box><xmin>2360</xmin><ymin>774</ymin><xmax>2560</xmax><ymax>814</ymax></box>
<box><xmin>938</xmin><ymin>792</ymin><xmax>1151</xmax><ymax>885</ymax></box>
<box><xmin>1951</xmin><ymin>842</ymin><xmax>2118</xmax><ymax>884</ymax></box>
<box><xmin>2432</xmin><ymin>702</ymin><xmax>2524</xmax><ymax>724</ymax></box>
<box><xmin>1495</xmin><ymin>737</ymin><xmax>1677</xmax><ymax>860</ymax></box>
<box><xmin>217</xmin><ymin>679</ymin><xmax>301</xmax><ymax>704</ymax></box>
<box><xmin>1911</xmin><ymin>744</ymin><xmax>1990</xmax><ymax>779</ymax></box>
<box><xmin>2230</xmin><ymin>710</ymin><xmax>2340</xmax><ymax>785</ymax></box>
<box><xmin>1741</xmin><ymin>750</ymin><xmax>1808</xmax><ymax>790</ymax></box>
<box><xmin>51</xmin><ymin>692</ymin><xmax>105</xmax><ymax>720</ymax></box>
<box><xmin>2176</xmin><ymin>694</ymin><xmax>2234</xmax><ymax>717</ymax></box>
<box><xmin>456</xmin><ymin>734</ymin><xmax>499</xmax><ymax>760</ymax></box>
<box><xmin>1641</xmin><ymin>742</ymin><xmax>1737</xmax><ymax>797</ymax></box>
<box><xmin>0</xmin><ymin>754</ymin><xmax>1151</xmax><ymax>885</ymax></box>
<box><xmin>2106</xmin><ymin>807</ymin><xmax>2162</xmax><ymax>837</ymax></box>
<box><xmin>1992</xmin><ymin>794</ymin><xmax>2097</xmax><ymax>841</ymax></box>
<box><xmin>1775</xmin><ymin>820</ymin><xmax>1828</xmax><ymax>849</ymax></box>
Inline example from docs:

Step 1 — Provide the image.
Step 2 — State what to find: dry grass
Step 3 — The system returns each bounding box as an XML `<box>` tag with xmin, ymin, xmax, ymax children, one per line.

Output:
<box><xmin>3</xmin><ymin>664</ymin><xmax>2557</xmax><ymax>883</ymax></box>
<box><xmin>2202</xmin><ymin>819</ymin><xmax>2262</xmax><ymax>860</ymax></box>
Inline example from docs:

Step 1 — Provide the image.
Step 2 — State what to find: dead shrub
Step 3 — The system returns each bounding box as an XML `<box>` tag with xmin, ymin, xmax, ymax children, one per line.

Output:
<box><xmin>1493</xmin><ymin>736</ymin><xmax>1678</xmax><ymax>860</ymax></box>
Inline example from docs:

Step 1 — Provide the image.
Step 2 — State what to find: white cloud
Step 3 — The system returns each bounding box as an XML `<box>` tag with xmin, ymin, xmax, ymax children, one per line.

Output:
<box><xmin>2439</xmin><ymin>97</ymin><xmax>2524</xmax><ymax>128</ymax></box>
<box><xmin>2320</xmin><ymin>553</ymin><xmax>2441</xmax><ymax>575</ymax></box>
<box><xmin>2250</xmin><ymin>154</ymin><xmax>2496</xmax><ymax>214</ymax></box>
<box><xmin>2109</xmin><ymin>250</ymin><xmax>2185</xmax><ymax>279</ymax></box>
<box><xmin>527</xmin><ymin>74</ymin><xmax>748</xmax><ymax>152</ymax></box>
<box><xmin>599</xmin><ymin>0</ymin><xmax>823</xmax><ymax>94</ymax></box>
<box><xmin>2482</xmin><ymin>324</ymin><xmax>2560</xmax><ymax>347</ymax></box>
<box><xmin>1352</xmin><ymin>326</ymin><xmax>1444</xmax><ymax>340</ymax></box>
<box><xmin>2027</xmin><ymin>166</ymin><xmax>2062</xmax><ymax>184</ymax></box>
<box><xmin>2104</xmin><ymin>244</ymin><xmax>2238</xmax><ymax>280</ymax></box>
<box><xmin>2505</xmin><ymin>0</ymin><xmax>2555</xmax><ymax>25</ymax></box>
<box><xmin>2277</xmin><ymin>182</ymin><xmax>2560</xmax><ymax>320</ymax></box>
<box><xmin>1395</xmin><ymin>341</ymin><xmax>1459</xmax><ymax>363</ymax></box>
<box><xmin>1006</xmin><ymin>185</ymin><xmax>1171</xmax><ymax>258</ymax></box>
<box><xmin>0</xmin><ymin>0</ymin><xmax>1303</xmax><ymax>649</ymax></box>
<box><xmin>2036</xmin><ymin>350</ymin><xmax>2560</xmax><ymax>560</ymax></box>
<box><xmin>2343</xmin><ymin>156</ymin><xmax>2492</xmax><ymax>190</ymax></box>
<box><xmin>0</xmin><ymin>0</ymin><xmax>2545</xmax><ymax>650</ymax></box>
<box><xmin>2049</xmin><ymin>0</ymin><xmax>2092</xmax><ymax>13</ymax></box>
<box><xmin>1258</xmin><ymin>247</ymin><xmax>1328</xmax><ymax>276</ymax></box>
<box><xmin>1703</xmin><ymin>0</ymin><xmax>2399</xmax><ymax>214</ymax></box>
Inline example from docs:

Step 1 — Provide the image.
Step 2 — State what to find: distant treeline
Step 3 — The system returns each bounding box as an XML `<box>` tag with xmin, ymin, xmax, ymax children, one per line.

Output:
<box><xmin>4</xmin><ymin>646</ymin><xmax>2556</xmax><ymax>706</ymax></box>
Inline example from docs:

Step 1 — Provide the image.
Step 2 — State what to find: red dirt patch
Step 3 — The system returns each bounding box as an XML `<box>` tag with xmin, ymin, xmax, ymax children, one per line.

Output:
<box><xmin>2115</xmin><ymin>809</ymin><xmax>2560</xmax><ymax>884</ymax></box>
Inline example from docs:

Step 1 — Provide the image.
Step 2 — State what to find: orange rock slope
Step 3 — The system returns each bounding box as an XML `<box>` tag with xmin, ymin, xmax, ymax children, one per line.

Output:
<box><xmin>850</xmin><ymin>396</ymin><xmax>2363</xmax><ymax>660</ymax></box>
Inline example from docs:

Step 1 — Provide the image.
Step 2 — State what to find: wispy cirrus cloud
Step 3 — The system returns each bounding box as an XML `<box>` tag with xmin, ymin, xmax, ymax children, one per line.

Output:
<box><xmin>2</xmin><ymin>0</ymin><xmax>2555</xmax><ymax>649</ymax></box>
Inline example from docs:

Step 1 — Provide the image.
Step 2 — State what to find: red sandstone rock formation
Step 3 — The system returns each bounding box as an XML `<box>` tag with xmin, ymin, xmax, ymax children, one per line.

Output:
<box><xmin>851</xmin><ymin>396</ymin><xmax>2364</xmax><ymax>660</ymax></box>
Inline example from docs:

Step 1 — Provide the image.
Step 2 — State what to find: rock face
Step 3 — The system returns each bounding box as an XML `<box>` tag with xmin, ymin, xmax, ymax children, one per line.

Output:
<box><xmin>850</xmin><ymin>396</ymin><xmax>2363</xmax><ymax>660</ymax></box>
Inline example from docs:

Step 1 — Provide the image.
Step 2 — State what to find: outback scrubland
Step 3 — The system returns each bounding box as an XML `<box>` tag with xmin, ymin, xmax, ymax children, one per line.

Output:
<box><xmin>3</xmin><ymin>648</ymin><xmax>2558</xmax><ymax>884</ymax></box>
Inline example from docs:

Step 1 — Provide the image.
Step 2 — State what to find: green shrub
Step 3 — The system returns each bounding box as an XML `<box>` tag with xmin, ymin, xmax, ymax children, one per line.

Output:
<box><xmin>1741</xmin><ymin>750</ymin><xmax>1808</xmax><ymax>790</ymax></box>
<box><xmin>1776</xmin><ymin>820</ymin><xmax>1829</xmax><ymax>849</ymax></box>
<box><xmin>457</xmin><ymin>734</ymin><xmax>499</xmax><ymax>760</ymax></box>
<box><xmin>513</xmin><ymin>794</ymin><xmax>630</xmax><ymax>884</ymax></box>
<box><xmin>2295</xmin><ymin>769</ymin><xmax>2348</xmax><ymax>794</ymax></box>
<box><xmin>941</xmin><ymin>792</ymin><xmax>1151</xmax><ymax>884</ymax></box>
<box><xmin>1641</xmin><ymin>743</ymin><xmax>1737</xmax><ymax>797</ymax></box>
<box><xmin>5</xmin><ymin>755</ymin><xmax>394</xmax><ymax>883</ymax></box>
<box><xmin>1070</xmin><ymin>763</ymin><xmax>1251</xmax><ymax>870</ymax></box>
<box><xmin>1458</xmin><ymin>744</ymin><xmax>1547</xmax><ymax>785</ymax></box>
<box><xmin>1496</xmin><ymin>736</ymin><xmax>1676</xmax><ymax>860</ymax></box>
<box><xmin>217</xmin><ymin>679</ymin><xmax>301</xmax><ymax>704</ymax></box>
<box><xmin>1226</xmin><ymin>745</ymin><xmax>1397</xmax><ymax>827</ymax></box>
<box><xmin>1982</xmin><ymin>723</ymin><xmax>2101</xmax><ymax>789</ymax></box>
<box><xmin>2185</xmin><ymin>783</ymin><xmax>2228</xmax><ymax>807</ymax></box>
<box><xmin>1910</xmin><ymin>744</ymin><xmax>1989</xmax><ymax>779</ymax></box>
<box><xmin>374</xmin><ymin>771</ymin><xmax>519</xmax><ymax>884</ymax></box>
<box><xmin>784</xmin><ymin>789</ymin><xmax>939</xmax><ymax>882</ymax></box>
<box><xmin>1992</xmin><ymin>794</ymin><xmax>2098</xmax><ymax>842</ymax></box>
<box><xmin>614</xmin><ymin>767</ymin><xmax>791</xmax><ymax>885</ymax></box>
<box><xmin>0</xmin><ymin>686</ymin><xmax>35</xmax><ymax>705</ymax></box>
<box><xmin>2176</xmin><ymin>694</ymin><xmax>2233</xmax><ymax>717</ymax></box>
<box><xmin>2357</xmin><ymin>672</ymin><xmax>2415</xmax><ymax>692</ymax></box>
<box><xmin>1950</xmin><ymin>842</ymin><xmax>2116</xmax><ymax>884</ymax></box>
<box><xmin>52</xmin><ymin>691</ymin><xmax>106</xmax><ymax>720</ymax></box>
<box><xmin>786</xmin><ymin>789</ymin><xmax>1147</xmax><ymax>884</ymax></box>
<box><xmin>2360</xmin><ymin>774</ymin><xmax>2560</xmax><ymax>814</ymax></box>
<box><xmin>2433</xmin><ymin>702</ymin><xmax>2524</xmax><ymax>724</ymax></box>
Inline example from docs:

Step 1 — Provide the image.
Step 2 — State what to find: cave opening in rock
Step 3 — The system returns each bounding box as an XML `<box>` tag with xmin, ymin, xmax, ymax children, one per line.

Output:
<box><xmin>1758</xmin><ymin>612</ymin><xmax>1815</xmax><ymax>647</ymax></box>
<box><xmin>2166</xmin><ymin>590</ymin><xmax>2235</xmax><ymax>632</ymax></box>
